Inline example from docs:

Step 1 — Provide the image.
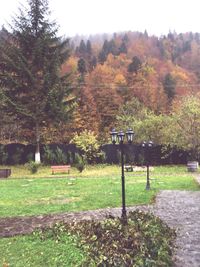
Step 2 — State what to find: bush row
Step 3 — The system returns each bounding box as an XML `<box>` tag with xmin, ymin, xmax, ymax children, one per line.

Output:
<box><xmin>0</xmin><ymin>144</ymin><xmax>78</xmax><ymax>165</ymax></box>
<box><xmin>0</xmin><ymin>143</ymin><xmax>188</xmax><ymax>165</ymax></box>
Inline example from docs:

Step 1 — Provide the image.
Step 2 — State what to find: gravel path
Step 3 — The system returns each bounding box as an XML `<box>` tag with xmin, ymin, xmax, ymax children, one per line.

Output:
<box><xmin>0</xmin><ymin>176</ymin><xmax>200</xmax><ymax>267</ymax></box>
<box><xmin>152</xmin><ymin>190</ymin><xmax>200</xmax><ymax>267</ymax></box>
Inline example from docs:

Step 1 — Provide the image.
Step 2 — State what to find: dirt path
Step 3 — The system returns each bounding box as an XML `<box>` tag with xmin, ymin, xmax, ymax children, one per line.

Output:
<box><xmin>0</xmin><ymin>177</ymin><xmax>200</xmax><ymax>266</ymax></box>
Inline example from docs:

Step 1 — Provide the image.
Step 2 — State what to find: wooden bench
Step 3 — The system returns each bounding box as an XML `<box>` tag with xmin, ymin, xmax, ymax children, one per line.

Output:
<box><xmin>51</xmin><ymin>165</ymin><xmax>71</xmax><ymax>174</ymax></box>
<box><xmin>0</xmin><ymin>169</ymin><xmax>11</xmax><ymax>178</ymax></box>
<box><xmin>124</xmin><ymin>165</ymin><xmax>133</xmax><ymax>172</ymax></box>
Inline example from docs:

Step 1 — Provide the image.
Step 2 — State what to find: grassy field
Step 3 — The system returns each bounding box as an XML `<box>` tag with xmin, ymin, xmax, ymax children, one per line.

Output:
<box><xmin>0</xmin><ymin>233</ymin><xmax>87</xmax><ymax>267</ymax></box>
<box><xmin>0</xmin><ymin>164</ymin><xmax>199</xmax><ymax>217</ymax></box>
<box><xmin>0</xmin><ymin>164</ymin><xmax>198</xmax><ymax>267</ymax></box>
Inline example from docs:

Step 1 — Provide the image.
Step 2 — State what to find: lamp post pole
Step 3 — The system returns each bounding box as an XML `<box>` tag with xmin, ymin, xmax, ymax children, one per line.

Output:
<box><xmin>111</xmin><ymin>128</ymin><xmax>134</xmax><ymax>222</ymax></box>
<box><xmin>146</xmin><ymin>161</ymin><xmax>150</xmax><ymax>190</ymax></box>
<box><xmin>120</xmin><ymin>142</ymin><xmax>126</xmax><ymax>220</ymax></box>
<box><xmin>142</xmin><ymin>141</ymin><xmax>153</xmax><ymax>191</ymax></box>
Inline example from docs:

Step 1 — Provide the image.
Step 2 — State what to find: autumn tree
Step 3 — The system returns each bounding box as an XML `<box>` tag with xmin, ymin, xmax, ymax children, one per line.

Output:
<box><xmin>73</xmin><ymin>85</ymin><xmax>100</xmax><ymax>135</ymax></box>
<box><xmin>87</xmin><ymin>64</ymin><xmax>123</xmax><ymax>139</ymax></box>
<box><xmin>0</xmin><ymin>0</ymin><xmax>75</xmax><ymax>162</ymax></box>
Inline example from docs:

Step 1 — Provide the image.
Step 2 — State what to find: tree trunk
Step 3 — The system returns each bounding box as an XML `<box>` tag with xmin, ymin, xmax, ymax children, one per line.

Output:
<box><xmin>35</xmin><ymin>122</ymin><xmax>41</xmax><ymax>163</ymax></box>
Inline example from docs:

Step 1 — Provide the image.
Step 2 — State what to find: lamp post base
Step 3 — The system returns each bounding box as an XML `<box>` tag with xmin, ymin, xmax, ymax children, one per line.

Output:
<box><xmin>121</xmin><ymin>209</ymin><xmax>127</xmax><ymax>224</ymax></box>
<box><xmin>146</xmin><ymin>184</ymin><xmax>150</xmax><ymax>190</ymax></box>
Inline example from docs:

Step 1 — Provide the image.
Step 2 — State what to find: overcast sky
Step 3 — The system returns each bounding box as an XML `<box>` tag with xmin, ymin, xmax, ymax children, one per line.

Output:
<box><xmin>0</xmin><ymin>0</ymin><xmax>200</xmax><ymax>37</ymax></box>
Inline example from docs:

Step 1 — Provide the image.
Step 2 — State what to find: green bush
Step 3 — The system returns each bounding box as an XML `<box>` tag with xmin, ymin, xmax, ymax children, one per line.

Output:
<box><xmin>26</xmin><ymin>161</ymin><xmax>41</xmax><ymax>174</ymax></box>
<box><xmin>0</xmin><ymin>145</ymin><xmax>8</xmax><ymax>164</ymax></box>
<box><xmin>43</xmin><ymin>146</ymin><xmax>55</xmax><ymax>165</ymax></box>
<box><xmin>137</xmin><ymin>152</ymin><xmax>145</xmax><ymax>166</ymax></box>
<box><xmin>117</xmin><ymin>149</ymin><xmax>121</xmax><ymax>165</ymax></box>
<box><xmin>26</xmin><ymin>152</ymin><xmax>34</xmax><ymax>162</ymax></box>
<box><xmin>54</xmin><ymin>147</ymin><xmax>67</xmax><ymax>165</ymax></box>
<box><xmin>98</xmin><ymin>151</ymin><xmax>106</xmax><ymax>163</ymax></box>
<box><xmin>11</xmin><ymin>147</ymin><xmax>24</xmax><ymax>164</ymax></box>
<box><xmin>37</xmin><ymin>210</ymin><xmax>176</xmax><ymax>266</ymax></box>
<box><xmin>74</xmin><ymin>153</ymin><xmax>85</xmax><ymax>172</ymax></box>
<box><xmin>67</xmin><ymin>151</ymin><xmax>74</xmax><ymax>164</ymax></box>
<box><xmin>71</xmin><ymin>130</ymin><xmax>103</xmax><ymax>164</ymax></box>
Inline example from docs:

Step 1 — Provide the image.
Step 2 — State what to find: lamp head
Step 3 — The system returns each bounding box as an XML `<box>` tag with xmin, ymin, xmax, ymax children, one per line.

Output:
<box><xmin>117</xmin><ymin>130</ymin><xmax>125</xmax><ymax>144</ymax></box>
<box><xmin>110</xmin><ymin>128</ymin><xmax>118</xmax><ymax>144</ymax></box>
<box><xmin>126</xmin><ymin>128</ymin><xmax>134</xmax><ymax>143</ymax></box>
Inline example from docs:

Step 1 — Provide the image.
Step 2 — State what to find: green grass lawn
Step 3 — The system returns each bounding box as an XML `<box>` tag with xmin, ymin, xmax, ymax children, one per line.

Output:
<box><xmin>0</xmin><ymin>164</ymin><xmax>199</xmax><ymax>217</ymax></box>
<box><xmin>0</xmin><ymin>233</ymin><xmax>87</xmax><ymax>267</ymax></box>
<box><xmin>0</xmin><ymin>211</ymin><xmax>176</xmax><ymax>267</ymax></box>
<box><xmin>0</xmin><ymin>164</ymin><xmax>198</xmax><ymax>267</ymax></box>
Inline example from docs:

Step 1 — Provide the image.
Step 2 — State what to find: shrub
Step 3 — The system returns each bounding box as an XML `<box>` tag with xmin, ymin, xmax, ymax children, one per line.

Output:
<box><xmin>26</xmin><ymin>152</ymin><xmax>34</xmax><ymax>162</ymax></box>
<box><xmin>54</xmin><ymin>147</ymin><xmax>67</xmax><ymax>164</ymax></box>
<box><xmin>26</xmin><ymin>161</ymin><xmax>40</xmax><ymax>174</ymax></box>
<box><xmin>98</xmin><ymin>151</ymin><xmax>106</xmax><ymax>163</ymax></box>
<box><xmin>71</xmin><ymin>130</ymin><xmax>103</xmax><ymax>164</ymax></box>
<box><xmin>37</xmin><ymin>210</ymin><xmax>176</xmax><ymax>266</ymax></box>
<box><xmin>137</xmin><ymin>152</ymin><xmax>145</xmax><ymax>166</ymax></box>
<box><xmin>11</xmin><ymin>147</ymin><xmax>24</xmax><ymax>164</ymax></box>
<box><xmin>117</xmin><ymin>149</ymin><xmax>121</xmax><ymax>165</ymax></box>
<box><xmin>74</xmin><ymin>153</ymin><xmax>85</xmax><ymax>172</ymax></box>
<box><xmin>43</xmin><ymin>146</ymin><xmax>55</xmax><ymax>165</ymax></box>
<box><xmin>0</xmin><ymin>145</ymin><xmax>8</xmax><ymax>164</ymax></box>
<box><xmin>67</xmin><ymin>151</ymin><xmax>73</xmax><ymax>164</ymax></box>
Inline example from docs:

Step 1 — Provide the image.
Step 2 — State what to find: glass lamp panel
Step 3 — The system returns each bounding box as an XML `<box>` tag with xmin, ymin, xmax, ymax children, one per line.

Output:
<box><xmin>126</xmin><ymin>128</ymin><xmax>134</xmax><ymax>143</ymax></box>
<box><xmin>142</xmin><ymin>141</ymin><xmax>146</xmax><ymax>147</ymax></box>
<box><xmin>148</xmin><ymin>141</ymin><xmax>153</xmax><ymax>147</ymax></box>
<box><xmin>110</xmin><ymin>129</ymin><xmax>118</xmax><ymax>144</ymax></box>
<box><xmin>117</xmin><ymin>130</ymin><xmax>125</xmax><ymax>143</ymax></box>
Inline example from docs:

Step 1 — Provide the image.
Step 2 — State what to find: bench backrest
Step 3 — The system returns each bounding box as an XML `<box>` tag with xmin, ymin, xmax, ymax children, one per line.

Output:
<box><xmin>51</xmin><ymin>165</ymin><xmax>71</xmax><ymax>169</ymax></box>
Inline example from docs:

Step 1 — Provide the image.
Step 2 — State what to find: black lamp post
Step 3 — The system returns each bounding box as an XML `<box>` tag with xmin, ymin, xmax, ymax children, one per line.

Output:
<box><xmin>110</xmin><ymin>128</ymin><xmax>134</xmax><ymax>222</ymax></box>
<box><xmin>142</xmin><ymin>141</ymin><xmax>153</xmax><ymax>190</ymax></box>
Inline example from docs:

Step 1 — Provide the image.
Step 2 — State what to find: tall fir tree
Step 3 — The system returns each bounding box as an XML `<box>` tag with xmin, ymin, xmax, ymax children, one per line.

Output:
<box><xmin>0</xmin><ymin>0</ymin><xmax>75</xmax><ymax>162</ymax></box>
<box><xmin>86</xmin><ymin>40</ymin><xmax>92</xmax><ymax>55</ymax></box>
<box><xmin>78</xmin><ymin>40</ymin><xmax>87</xmax><ymax>56</ymax></box>
<box><xmin>77</xmin><ymin>58</ymin><xmax>87</xmax><ymax>82</ymax></box>
<box><xmin>128</xmin><ymin>56</ymin><xmax>142</xmax><ymax>74</ymax></box>
<box><xmin>119</xmin><ymin>41</ymin><xmax>127</xmax><ymax>54</ymax></box>
<box><xmin>163</xmin><ymin>73</ymin><xmax>176</xmax><ymax>102</ymax></box>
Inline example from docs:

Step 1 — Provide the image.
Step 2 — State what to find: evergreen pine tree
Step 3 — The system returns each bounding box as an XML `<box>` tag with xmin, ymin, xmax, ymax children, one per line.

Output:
<box><xmin>128</xmin><ymin>56</ymin><xmax>142</xmax><ymax>74</ymax></box>
<box><xmin>0</xmin><ymin>0</ymin><xmax>75</xmax><ymax>162</ymax></box>
<box><xmin>119</xmin><ymin>41</ymin><xmax>127</xmax><ymax>54</ymax></box>
<box><xmin>108</xmin><ymin>39</ymin><xmax>118</xmax><ymax>56</ymax></box>
<box><xmin>98</xmin><ymin>50</ymin><xmax>107</xmax><ymax>64</ymax></box>
<box><xmin>89</xmin><ymin>55</ymin><xmax>97</xmax><ymax>70</ymax></box>
<box><xmin>163</xmin><ymin>73</ymin><xmax>176</xmax><ymax>101</ymax></box>
<box><xmin>78</xmin><ymin>40</ymin><xmax>87</xmax><ymax>55</ymax></box>
<box><xmin>77</xmin><ymin>58</ymin><xmax>87</xmax><ymax>82</ymax></box>
<box><xmin>86</xmin><ymin>40</ymin><xmax>92</xmax><ymax>55</ymax></box>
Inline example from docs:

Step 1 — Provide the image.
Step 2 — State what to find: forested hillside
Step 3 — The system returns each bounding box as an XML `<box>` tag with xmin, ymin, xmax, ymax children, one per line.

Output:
<box><xmin>1</xmin><ymin>30</ymin><xmax>200</xmax><ymax>144</ymax></box>
<box><xmin>61</xmin><ymin>31</ymin><xmax>200</xmax><ymax>141</ymax></box>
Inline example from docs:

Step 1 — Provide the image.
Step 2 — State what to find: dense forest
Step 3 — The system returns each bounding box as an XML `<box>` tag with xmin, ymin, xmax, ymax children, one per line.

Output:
<box><xmin>1</xmin><ymin>30</ymin><xmax>200</xmax><ymax>144</ymax></box>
